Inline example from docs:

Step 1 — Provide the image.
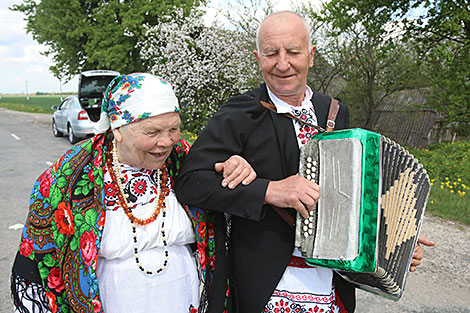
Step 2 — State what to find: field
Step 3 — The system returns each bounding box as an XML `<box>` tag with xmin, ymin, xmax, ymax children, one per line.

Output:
<box><xmin>0</xmin><ymin>95</ymin><xmax>65</xmax><ymax>114</ymax></box>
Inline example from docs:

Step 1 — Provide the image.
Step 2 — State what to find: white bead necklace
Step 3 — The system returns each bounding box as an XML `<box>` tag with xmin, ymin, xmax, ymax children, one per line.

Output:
<box><xmin>111</xmin><ymin>139</ymin><xmax>169</xmax><ymax>275</ymax></box>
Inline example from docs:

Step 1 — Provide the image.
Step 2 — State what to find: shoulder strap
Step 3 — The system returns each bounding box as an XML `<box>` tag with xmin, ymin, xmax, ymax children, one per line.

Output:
<box><xmin>260</xmin><ymin>100</ymin><xmax>277</xmax><ymax>112</ymax></box>
<box><xmin>272</xmin><ymin>206</ymin><xmax>296</xmax><ymax>229</ymax></box>
<box><xmin>326</xmin><ymin>98</ymin><xmax>339</xmax><ymax>132</ymax></box>
<box><xmin>260</xmin><ymin>98</ymin><xmax>338</xmax><ymax>229</ymax></box>
<box><xmin>260</xmin><ymin>100</ymin><xmax>325</xmax><ymax>133</ymax></box>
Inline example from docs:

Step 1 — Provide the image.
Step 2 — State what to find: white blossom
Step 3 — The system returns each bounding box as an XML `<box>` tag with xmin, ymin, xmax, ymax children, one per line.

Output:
<box><xmin>138</xmin><ymin>9</ymin><xmax>261</xmax><ymax>132</ymax></box>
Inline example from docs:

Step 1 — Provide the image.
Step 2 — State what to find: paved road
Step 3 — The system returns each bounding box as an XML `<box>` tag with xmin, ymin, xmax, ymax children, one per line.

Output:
<box><xmin>1</xmin><ymin>108</ymin><xmax>469</xmax><ymax>312</ymax></box>
<box><xmin>0</xmin><ymin>108</ymin><xmax>70</xmax><ymax>312</ymax></box>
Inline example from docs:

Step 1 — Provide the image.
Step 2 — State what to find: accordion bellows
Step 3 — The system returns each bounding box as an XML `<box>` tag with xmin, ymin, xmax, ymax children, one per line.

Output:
<box><xmin>294</xmin><ymin>128</ymin><xmax>430</xmax><ymax>300</ymax></box>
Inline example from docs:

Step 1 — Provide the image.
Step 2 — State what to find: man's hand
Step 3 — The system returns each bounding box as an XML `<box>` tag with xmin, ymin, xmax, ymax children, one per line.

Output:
<box><xmin>410</xmin><ymin>235</ymin><xmax>435</xmax><ymax>272</ymax></box>
<box><xmin>214</xmin><ymin>155</ymin><xmax>257</xmax><ymax>189</ymax></box>
<box><xmin>264</xmin><ymin>174</ymin><xmax>320</xmax><ymax>219</ymax></box>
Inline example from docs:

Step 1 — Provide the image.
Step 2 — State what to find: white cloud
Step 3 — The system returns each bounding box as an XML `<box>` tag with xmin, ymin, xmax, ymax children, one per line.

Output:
<box><xmin>0</xmin><ymin>1</ymin><xmax>75</xmax><ymax>94</ymax></box>
<box><xmin>0</xmin><ymin>45</ymin><xmax>7</xmax><ymax>57</ymax></box>
<box><xmin>0</xmin><ymin>8</ymin><xmax>28</xmax><ymax>43</ymax></box>
<box><xmin>28</xmin><ymin>64</ymin><xmax>47</xmax><ymax>74</ymax></box>
<box><xmin>6</xmin><ymin>44</ymin><xmax>48</xmax><ymax>64</ymax></box>
<box><xmin>11</xmin><ymin>76</ymin><xmax>24</xmax><ymax>86</ymax></box>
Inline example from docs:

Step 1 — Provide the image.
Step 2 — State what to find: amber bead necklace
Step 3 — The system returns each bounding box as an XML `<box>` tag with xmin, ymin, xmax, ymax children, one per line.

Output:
<box><xmin>106</xmin><ymin>139</ymin><xmax>169</xmax><ymax>275</ymax></box>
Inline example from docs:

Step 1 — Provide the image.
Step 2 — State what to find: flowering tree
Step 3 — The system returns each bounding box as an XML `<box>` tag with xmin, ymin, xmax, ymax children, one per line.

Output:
<box><xmin>139</xmin><ymin>9</ymin><xmax>261</xmax><ymax>133</ymax></box>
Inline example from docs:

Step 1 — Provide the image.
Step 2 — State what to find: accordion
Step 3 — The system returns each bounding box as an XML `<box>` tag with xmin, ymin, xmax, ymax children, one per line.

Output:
<box><xmin>294</xmin><ymin>128</ymin><xmax>430</xmax><ymax>300</ymax></box>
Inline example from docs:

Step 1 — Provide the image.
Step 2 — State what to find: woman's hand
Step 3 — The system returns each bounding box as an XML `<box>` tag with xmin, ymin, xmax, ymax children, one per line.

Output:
<box><xmin>214</xmin><ymin>155</ymin><xmax>257</xmax><ymax>189</ymax></box>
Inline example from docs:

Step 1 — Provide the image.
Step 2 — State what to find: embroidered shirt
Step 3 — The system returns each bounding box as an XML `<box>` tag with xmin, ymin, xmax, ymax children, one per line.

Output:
<box><xmin>265</xmin><ymin>85</ymin><xmax>339</xmax><ymax>313</ymax></box>
<box><xmin>267</xmin><ymin>86</ymin><xmax>319</xmax><ymax>146</ymax></box>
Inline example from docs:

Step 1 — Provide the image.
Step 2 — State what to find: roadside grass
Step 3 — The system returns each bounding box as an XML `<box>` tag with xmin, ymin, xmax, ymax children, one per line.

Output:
<box><xmin>408</xmin><ymin>140</ymin><xmax>470</xmax><ymax>225</ymax></box>
<box><xmin>181</xmin><ymin>130</ymin><xmax>198</xmax><ymax>144</ymax></box>
<box><xmin>0</xmin><ymin>95</ymin><xmax>64</xmax><ymax>114</ymax></box>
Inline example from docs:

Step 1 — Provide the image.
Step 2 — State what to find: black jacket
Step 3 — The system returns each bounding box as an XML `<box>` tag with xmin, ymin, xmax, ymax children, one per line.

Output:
<box><xmin>175</xmin><ymin>84</ymin><xmax>355</xmax><ymax>313</ymax></box>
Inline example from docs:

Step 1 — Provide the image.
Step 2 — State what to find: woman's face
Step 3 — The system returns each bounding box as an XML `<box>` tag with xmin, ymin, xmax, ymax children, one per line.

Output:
<box><xmin>113</xmin><ymin>112</ymin><xmax>181</xmax><ymax>170</ymax></box>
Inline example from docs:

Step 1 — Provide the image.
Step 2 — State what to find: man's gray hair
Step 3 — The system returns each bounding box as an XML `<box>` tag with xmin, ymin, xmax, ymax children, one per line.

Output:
<box><xmin>255</xmin><ymin>11</ymin><xmax>313</xmax><ymax>53</ymax></box>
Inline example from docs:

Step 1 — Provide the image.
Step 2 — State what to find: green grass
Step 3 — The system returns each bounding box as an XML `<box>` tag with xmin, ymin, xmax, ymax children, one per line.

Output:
<box><xmin>180</xmin><ymin>130</ymin><xmax>198</xmax><ymax>145</ymax></box>
<box><xmin>408</xmin><ymin>140</ymin><xmax>470</xmax><ymax>225</ymax></box>
<box><xmin>0</xmin><ymin>95</ymin><xmax>64</xmax><ymax>114</ymax></box>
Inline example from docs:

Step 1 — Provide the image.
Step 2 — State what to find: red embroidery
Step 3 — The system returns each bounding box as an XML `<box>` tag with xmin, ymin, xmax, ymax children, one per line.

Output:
<box><xmin>132</xmin><ymin>179</ymin><xmax>147</xmax><ymax>195</ymax></box>
<box><xmin>274</xmin><ymin>299</ymin><xmax>290</xmax><ymax>313</ymax></box>
<box><xmin>298</xmin><ymin>125</ymin><xmax>318</xmax><ymax>144</ymax></box>
<box><xmin>288</xmin><ymin>256</ymin><xmax>310</xmax><ymax>268</ymax></box>
<box><xmin>272</xmin><ymin>291</ymin><xmax>333</xmax><ymax>304</ymax></box>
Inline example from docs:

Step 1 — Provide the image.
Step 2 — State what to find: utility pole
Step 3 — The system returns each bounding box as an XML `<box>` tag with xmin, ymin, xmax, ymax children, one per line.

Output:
<box><xmin>25</xmin><ymin>80</ymin><xmax>29</xmax><ymax>101</ymax></box>
<box><xmin>59</xmin><ymin>79</ymin><xmax>63</xmax><ymax>101</ymax></box>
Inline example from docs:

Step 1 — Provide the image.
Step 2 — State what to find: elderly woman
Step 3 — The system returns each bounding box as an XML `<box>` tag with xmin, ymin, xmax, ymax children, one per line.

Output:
<box><xmin>11</xmin><ymin>73</ymin><xmax>254</xmax><ymax>313</ymax></box>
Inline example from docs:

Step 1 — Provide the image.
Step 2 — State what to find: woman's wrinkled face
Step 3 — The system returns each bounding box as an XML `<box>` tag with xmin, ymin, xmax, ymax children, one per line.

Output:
<box><xmin>113</xmin><ymin>112</ymin><xmax>181</xmax><ymax>170</ymax></box>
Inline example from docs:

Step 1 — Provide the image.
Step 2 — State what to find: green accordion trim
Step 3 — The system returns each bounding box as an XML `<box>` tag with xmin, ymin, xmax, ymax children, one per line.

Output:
<box><xmin>304</xmin><ymin>128</ymin><xmax>381</xmax><ymax>273</ymax></box>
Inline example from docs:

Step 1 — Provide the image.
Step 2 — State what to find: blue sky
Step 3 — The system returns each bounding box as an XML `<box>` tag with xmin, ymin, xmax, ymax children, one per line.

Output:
<box><xmin>0</xmin><ymin>0</ymin><xmax>315</xmax><ymax>94</ymax></box>
<box><xmin>0</xmin><ymin>0</ymin><xmax>79</xmax><ymax>94</ymax></box>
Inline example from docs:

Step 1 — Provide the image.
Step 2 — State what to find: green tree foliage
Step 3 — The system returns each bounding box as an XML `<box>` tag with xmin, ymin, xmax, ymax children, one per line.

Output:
<box><xmin>11</xmin><ymin>0</ymin><xmax>204</xmax><ymax>82</ymax></box>
<box><xmin>299</xmin><ymin>3</ymin><xmax>424</xmax><ymax>129</ymax></box>
<box><xmin>337</xmin><ymin>35</ymin><xmax>423</xmax><ymax>128</ymax></box>
<box><xmin>318</xmin><ymin>0</ymin><xmax>470</xmax><ymax>135</ymax></box>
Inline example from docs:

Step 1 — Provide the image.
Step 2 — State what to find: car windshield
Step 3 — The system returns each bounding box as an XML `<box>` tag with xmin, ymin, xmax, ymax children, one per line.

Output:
<box><xmin>80</xmin><ymin>75</ymin><xmax>117</xmax><ymax>99</ymax></box>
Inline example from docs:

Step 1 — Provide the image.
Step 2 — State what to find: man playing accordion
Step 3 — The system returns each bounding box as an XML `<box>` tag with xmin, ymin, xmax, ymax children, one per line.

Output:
<box><xmin>175</xmin><ymin>10</ymin><xmax>434</xmax><ymax>313</ymax></box>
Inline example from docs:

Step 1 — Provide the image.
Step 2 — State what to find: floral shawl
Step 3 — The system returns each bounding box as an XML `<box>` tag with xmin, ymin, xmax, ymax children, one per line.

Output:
<box><xmin>11</xmin><ymin>132</ymin><xmax>221</xmax><ymax>313</ymax></box>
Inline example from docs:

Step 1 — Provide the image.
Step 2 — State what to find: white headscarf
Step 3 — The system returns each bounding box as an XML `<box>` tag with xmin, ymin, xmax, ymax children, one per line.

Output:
<box><xmin>94</xmin><ymin>73</ymin><xmax>179</xmax><ymax>134</ymax></box>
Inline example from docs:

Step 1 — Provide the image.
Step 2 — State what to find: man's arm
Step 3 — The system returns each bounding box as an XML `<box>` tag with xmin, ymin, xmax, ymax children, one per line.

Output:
<box><xmin>175</xmin><ymin>95</ymin><xmax>270</xmax><ymax>221</ymax></box>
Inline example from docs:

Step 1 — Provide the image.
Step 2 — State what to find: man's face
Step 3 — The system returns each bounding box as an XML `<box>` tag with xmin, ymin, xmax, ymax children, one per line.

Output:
<box><xmin>254</xmin><ymin>14</ymin><xmax>314</xmax><ymax>105</ymax></box>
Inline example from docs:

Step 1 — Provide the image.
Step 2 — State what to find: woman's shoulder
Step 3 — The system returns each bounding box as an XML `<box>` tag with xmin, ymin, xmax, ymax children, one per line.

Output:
<box><xmin>174</xmin><ymin>139</ymin><xmax>191</xmax><ymax>156</ymax></box>
<box><xmin>166</xmin><ymin>139</ymin><xmax>191</xmax><ymax>179</ymax></box>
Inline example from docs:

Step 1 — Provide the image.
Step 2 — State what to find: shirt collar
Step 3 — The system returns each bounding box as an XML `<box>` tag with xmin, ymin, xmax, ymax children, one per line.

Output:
<box><xmin>267</xmin><ymin>85</ymin><xmax>314</xmax><ymax>114</ymax></box>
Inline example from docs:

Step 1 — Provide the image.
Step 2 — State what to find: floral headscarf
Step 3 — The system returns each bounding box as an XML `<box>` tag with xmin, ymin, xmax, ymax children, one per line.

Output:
<box><xmin>94</xmin><ymin>73</ymin><xmax>180</xmax><ymax>134</ymax></box>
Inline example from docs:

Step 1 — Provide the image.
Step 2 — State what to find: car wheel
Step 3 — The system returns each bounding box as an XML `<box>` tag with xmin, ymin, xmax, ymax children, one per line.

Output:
<box><xmin>52</xmin><ymin>119</ymin><xmax>63</xmax><ymax>137</ymax></box>
<box><xmin>68</xmin><ymin>124</ymin><xmax>79</xmax><ymax>144</ymax></box>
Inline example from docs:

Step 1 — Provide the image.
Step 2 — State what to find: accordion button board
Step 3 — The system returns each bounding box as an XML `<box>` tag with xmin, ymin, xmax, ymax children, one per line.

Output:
<box><xmin>295</xmin><ymin>128</ymin><xmax>431</xmax><ymax>300</ymax></box>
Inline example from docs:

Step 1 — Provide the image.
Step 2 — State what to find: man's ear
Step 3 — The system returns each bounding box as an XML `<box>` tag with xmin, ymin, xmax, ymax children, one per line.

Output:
<box><xmin>254</xmin><ymin>50</ymin><xmax>261</xmax><ymax>68</ymax></box>
<box><xmin>309</xmin><ymin>45</ymin><xmax>316</xmax><ymax>68</ymax></box>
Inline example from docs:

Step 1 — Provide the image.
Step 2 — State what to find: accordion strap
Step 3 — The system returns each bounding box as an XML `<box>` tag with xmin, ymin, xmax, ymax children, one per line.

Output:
<box><xmin>326</xmin><ymin>98</ymin><xmax>339</xmax><ymax>132</ymax></box>
<box><xmin>260</xmin><ymin>100</ymin><xmax>325</xmax><ymax>133</ymax></box>
<box><xmin>272</xmin><ymin>206</ymin><xmax>296</xmax><ymax>229</ymax></box>
<box><xmin>260</xmin><ymin>97</ymin><xmax>338</xmax><ymax>229</ymax></box>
